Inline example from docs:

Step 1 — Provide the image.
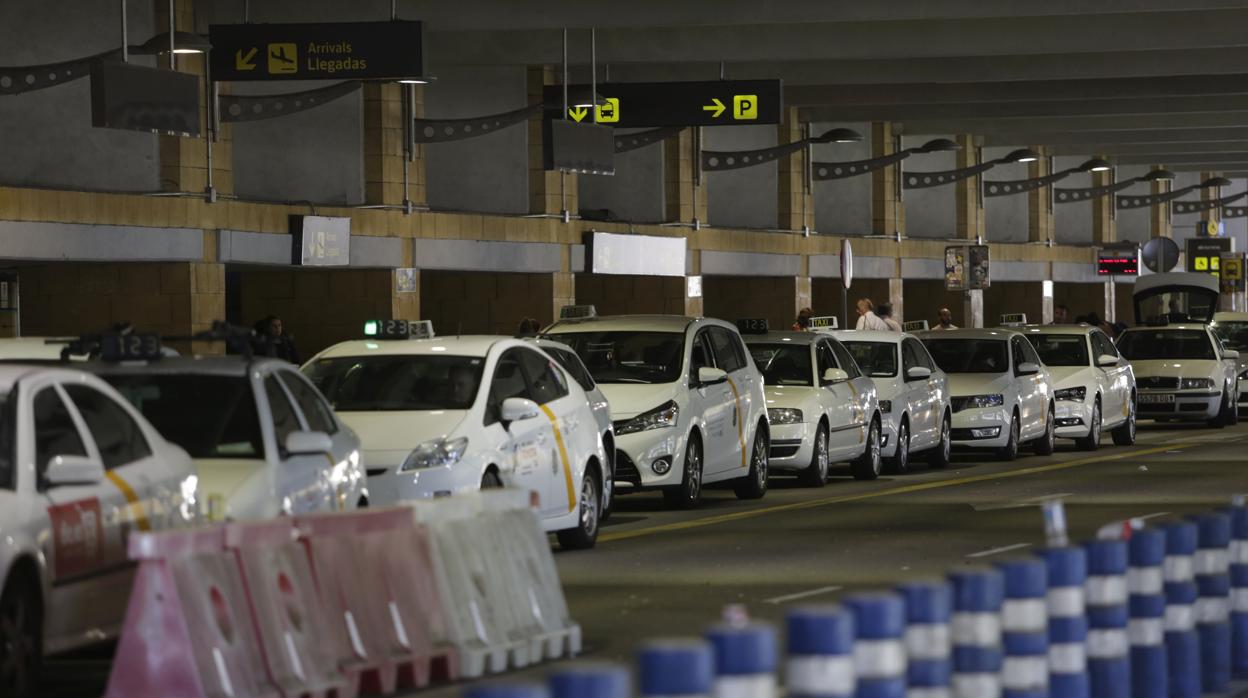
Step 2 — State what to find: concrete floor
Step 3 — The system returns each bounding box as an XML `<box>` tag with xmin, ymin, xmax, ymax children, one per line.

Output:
<box><xmin>48</xmin><ymin>420</ymin><xmax>1248</xmax><ymax>697</ymax></box>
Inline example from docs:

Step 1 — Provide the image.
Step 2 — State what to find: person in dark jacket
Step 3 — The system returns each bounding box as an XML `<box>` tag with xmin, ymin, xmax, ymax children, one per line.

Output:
<box><xmin>254</xmin><ymin>315</ymin><xmax>300</xmax><ymax>364</ymax></box>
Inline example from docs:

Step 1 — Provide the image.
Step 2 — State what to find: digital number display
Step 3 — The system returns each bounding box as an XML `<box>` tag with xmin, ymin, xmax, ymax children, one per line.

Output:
<box><xmin>100</xmin><ymin>333</ymin><xmax>162</xmax><ymax>361</ymax></box>
<box><xmin>363</xmin><ymin>319</ymin><xmax>434</xmax><ymax>340</ymax></box>
<box><xmin>735</xmin><ymin>319</ymin><xmax>770</xmax><ymax>334</ymax></box>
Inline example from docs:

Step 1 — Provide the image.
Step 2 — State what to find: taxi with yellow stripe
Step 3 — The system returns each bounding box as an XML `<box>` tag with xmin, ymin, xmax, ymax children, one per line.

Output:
<box><xmin>544</xmin><ymin>314</ymin><xmax>770</xmax><ymax>509</ymax></box>
<box><xmin>305</xmin><ymin>321</ymin><xmax>609</xmax><ymax>549</ymax></box>
<box><xmin>0</xmin><ymin>364</ymin><xmax>197</xmax><ymax>692</ymax></box>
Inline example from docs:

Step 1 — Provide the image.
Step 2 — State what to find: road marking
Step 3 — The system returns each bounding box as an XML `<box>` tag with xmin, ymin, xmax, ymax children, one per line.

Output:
<box><xmin>764</xmin><ymin>585</ymin><xmax>844</xmax><ymax>605</ymax></box>
<box><xmin>966</xmin><ymin>542</ymin><xmax>1032</xmax><ymax>559</ymax></box>
<box><xmin>598</xmin><ymin>442</ymin><xmax>1194</xmax><ymax>544</ymax></box>
<box><xmin>973</xmin><ymin>492</ymin><xmax>1074</xmax><ymax>511</ymax></box>
<box><xmin>1137</xmin><ymin>511</ymin><xmax>1171</xmax><ymax>521</ymax></box>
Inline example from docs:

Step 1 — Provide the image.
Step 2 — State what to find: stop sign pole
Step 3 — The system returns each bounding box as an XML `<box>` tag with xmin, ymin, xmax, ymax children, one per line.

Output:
<box><xmin>840</xmin><ymin>239</ymin><xmax>853</xmax><ymax>328</ymax></box>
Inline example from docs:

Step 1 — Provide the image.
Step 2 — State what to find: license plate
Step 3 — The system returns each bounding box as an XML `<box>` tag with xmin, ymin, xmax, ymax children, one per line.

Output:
<box><xmin>1140</xmin><ymin>393</ymin><xmax>1175</xmax><ymax>405</ymax></box>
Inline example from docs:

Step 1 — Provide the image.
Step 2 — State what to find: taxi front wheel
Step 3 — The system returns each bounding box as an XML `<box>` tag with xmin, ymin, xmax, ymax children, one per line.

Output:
<box><xmin>556</xmin><ymin>470</ymin><xmax>600</xmax><ymax>550</ymax></box>
<box><xmin>734</xmin><ymin>427</ymin><xmax>769</xmax><ymax>500</ymax></box>
<box><xmin>663</xmin><ymin>437</ymin><xmax>704</xmax><ymax>509</ymax></box>
<box><xmin>0</xmin><ymin>574</ymin><xmax>41</xmax><ymax>698</ymax></box>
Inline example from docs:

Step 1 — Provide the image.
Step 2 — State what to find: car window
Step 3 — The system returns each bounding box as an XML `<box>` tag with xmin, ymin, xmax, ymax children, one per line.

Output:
<box><xmin>922</xmin><ymin>338</ymin><xmax>1009</xmax><ymax>374</ymax></box>
<box><xmin>829</xmin><ymin>340</ymin><xmax>862</xmax><ymax>379</ymax></box>
<box><xmin>1117</xmin><ymin>330</ymin><xmax>1216</xmax><ymax>360</ymax></box>
<box><xmin>546</xmin><ymin>331</ymin><xmax>685</xmax><ymax>384</ymax></box>
<box><xmin>708</xmin><ymin>327</ymin><xmax>747</xmax><ymax>374</ymax></box>
<box><xmin>0</xmin><ymin>394</ymin><xmax>13</xmax><ymax>490</ymax></box>
<box><xmin>1091</xmin><ymin>331</ymin><xmax>1118</xmax><ymax>360</ymax></box>
<box><xmin>690</xmin><ymin>331</ymin><xmax>714</xmax><ymax>379</ymax></box>
<box><xmin>33</xmin><ymin>387</ymin><xmax>86</xmax><ymax>479</ymax></box>
<box><xmin>746</xmin><ymin>343</ymin><xmax>813</xmax><ymax>387</ymax></box>
<box><xmin>486</xmin><ymin>350</ymin><xmax>533</xmax><ymax>425</ymax></box>
<box><xmin>816</xmin><ymin>342</ymin><xmax>838</xmax><ymax>382</ymax></box>
<box><xmin>914</xmin><ymin>340</ymin><xmax>938</xmax><ymax>371</ymax></box>
<box><xmin>1010</xmin><ymin>337</ymin><xmax>1026</xmax><ymax>372</ymax></box>
<box><xmin>903</xmin><ymin>339</ymin><xmax>928</xmax><ymax>374</ymax></box>
<box><xmin>519</xmin><ymin>349</ymin><xmax>569</xmax><ymax>405</ymax></box>
<box><xmin>64</xmin><ymin>385</ymin><xmax>152</xmax><ymax>470</ymax></box>
<box><xmin>264</xmin><ymin>376</ymin><xmax>302</xmax><ymax>450</ymax></box>
<box><xmin>843</xmin><ymin>341</ymin><xmax>898</xmax><ymax>378</ymax></box>
<box><xmin>1020</xmin><ymin>337</ymin><xmax>1042</xmax><ymax>366</ymax></box>
<box><xmin>104</xmin><ymin>374</ymin><xmax>264</xmax><ymax>459</ymax></box>
<box><xmin>1025</xmin><ymin>334</ymin><xmax>1089</xmax><ymax>367</ymax></box>
<box><xmin>305</xmin><ymin>355</ymin><xmax>484</xmax><ymax>411</ymax></box>
<box><xmin>545</xmin><ymin>346</ymin><xmax>596</xmax><ymax>392</ymax></box>
<box><xmin>277</xmin><ymin>371</ymin><xmax>338</xmax><ymax>435</ymax></box>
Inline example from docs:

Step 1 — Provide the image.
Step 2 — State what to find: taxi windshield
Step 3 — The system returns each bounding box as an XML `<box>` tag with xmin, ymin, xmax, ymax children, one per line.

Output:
<box><xmin>1212</xmin><ymin>321</ymin><xmax>1248</xmax><ymax>352</ymax></box>
<box><xmin>1116</xmin><ymin>330</ymin><xmax>1215</xmax><ymax>360</ymax></box>
<box><xmin>922</xmin><ymin>339</ymin><xmax>1009</xmax><ymax>374</ymax></box>
<box><xmin>548</xmin><ymin>331</ymin><xmax>685</xmax><ymax>384</ymax></box>
<box><xmin>841</xmin><ymin>341</ymin><xmax>898</xmax><ymax>377</ymax></box>
<box><xmin>304</xmin><ymin>355</ymin><xmax>485</xmax><ymax>411</ymax></box>
<box><xmin>1024</xmin><ymin>334</ymin><xmax>1089</xmax><ymax>367</ymax></box>
<box><xmin>746</xmin><ymin>344</ymin><xmax>812</xmax><ymax>386</ymax></box>
<box><xmin>103</xmin><ymin>374</ymin><xmax>265</xmax><ymax>459</ymax></box>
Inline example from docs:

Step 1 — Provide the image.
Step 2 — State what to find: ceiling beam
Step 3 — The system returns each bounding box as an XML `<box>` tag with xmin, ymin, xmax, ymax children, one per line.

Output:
<box><xmin>982</xmin><ymin>128</ymin><xmax>1248</xmax><ymax>147</ymax></box>
<box><xmin>1168</xmin><ymin>163</ymin><xmax>1248</xmax><ymax>171</ymax></box>
<box><xmin>901</xmin><ymin>112</ymin><xmax>1248</xmax><ymax>135</ymax></box>
<box><xmin>1055</xmin><ymin>142</ymin><xmax>1248</xmax><ymax>156</ymax></box>
<box><xmin>1112</xmin><ymin>152</ymin><xmax>1248</xmax><ymax>164</ymax></box>
<box><xmin>801</xmin><ymin>95</ymin><xmax>1248</xmax><ymax>122</ymax></box>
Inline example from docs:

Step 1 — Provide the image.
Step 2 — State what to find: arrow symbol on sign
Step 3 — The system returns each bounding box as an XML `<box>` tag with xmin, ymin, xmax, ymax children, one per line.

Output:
<box><xmin>235</xmin><ymin>47</ymin><xmax>258</xmax><ymax>71</ymax></box>
<box><xmin>568</xmin><ymin>106</ymin><xmax>588</xmax><ymax>123</ymax></box>
<box><xmin>703</xmin><ymin>98</ymin><xmax>726</xmax><ymax>118</ymax></box>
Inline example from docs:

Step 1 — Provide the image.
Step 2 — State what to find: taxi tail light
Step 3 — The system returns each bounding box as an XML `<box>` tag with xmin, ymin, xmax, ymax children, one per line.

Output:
<box><xmin>529</xmin><ymin>490</ymin><xmax>541</xmax><ymax>509</ymax></box>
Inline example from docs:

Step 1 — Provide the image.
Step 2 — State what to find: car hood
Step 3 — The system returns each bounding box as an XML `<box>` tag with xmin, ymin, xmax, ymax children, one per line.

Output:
<box><xmin>947</xmin><ymin>373</ymin><xmax>1013</xmax><ymax>397</ymax></box>
<box><xmin>597</xmin><ymin>383</ymin><xmax>681</xmax><ymax>420</ymax></box>
<box><xmin>194</xmin><ymin>458</ymin><xmax>277</xmax><ymax>520</ymax></box>
<box><xmin>764</xmin><ymin>385</ymin><xmax>820</xmax><ymax>410</ymax></box>
<box><xmin>1045</xmin><ymin>366</ymin><xmax>1091</xmax><ymax>390</ymax></box>
<box><xmin>1128</xmin><ymin>360</ymin><xmax>1220</xmax><ymax>379</ymax></box>
<box><xmin>338</xmin><ymin>410</ymin><xmax>468</xmax><ymax>452</ymax></box>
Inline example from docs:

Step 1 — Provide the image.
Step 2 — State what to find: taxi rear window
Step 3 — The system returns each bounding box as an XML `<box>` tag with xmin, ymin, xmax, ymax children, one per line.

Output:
<box><xmin>103</xmin><ymin>374</ymin><xmax>264</xmax><ymax>459</ymax></box>
<box><xmin>304</xmin><ymin>355</ymin><xmax>484</xmax><ymax>411</ymax></box>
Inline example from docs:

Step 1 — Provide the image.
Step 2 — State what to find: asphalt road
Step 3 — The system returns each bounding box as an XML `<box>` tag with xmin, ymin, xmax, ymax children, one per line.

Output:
<box><xmin>47</xmin><ymin>421</ymin><xmax>1248</xmax><ymax>697</ymax></box>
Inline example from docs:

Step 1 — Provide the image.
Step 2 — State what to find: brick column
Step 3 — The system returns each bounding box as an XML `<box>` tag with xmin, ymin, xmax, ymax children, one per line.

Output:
<box><xmin>796</xmin><ymin>256</ymin><xmax>813</xmax><ymax>315</ymax></box>
<box><xmin>954</xmin><ymin>134</ymin><xmax>985</xmax><ymax>241</ymax></box>
<box><xmin>684</xmin><ymin>251</ymin><xmax>703</xmax><ymax>317</ymax></box>
<box><xmin>871</xmin><ymin>122</ymin><xmax>904</xmax><ymax>236</ymax></box>
<box><xmin>552</xmin><ymin>246</ymin><xmax>576</xmax><ymax>321</ymax></box>
<box><xmin>1027</xmin><ymin>149</ymin><xmax>1054</xmax><ymax>243</ymax></box>
<box><xmin>362</xmin><ymin>83</ymin><xmax>412</xmax><ymax>206</ymax></box>
<box><xmin>1150</xmin><ymin>165</ymin><xmax>1172</xmax><ymax>238</ymax></box>
<box><xmin>1202</xmin><ymin>171</ymin><xmax>1223</xmax><ymax>225</ymax></box>
<box><xmin>528</xmin><ymin>66</ymin><xmax>576</xmax><ymax>216</ymax></box>
<box><xmin>664</xmin><ymin>128</ymin><xmax>707</xmax><ymax>225</ymax></box>
<box><xmin>1092</xmin><ymin>163</ymin><xmax>1116</xmax><ymax>244</ymax></box>
<box><xmin>888</xmin><ymin>276</ymin><xmax>904</xmax><ymax>324</ymax></box>
<box><xmin>777</xmin><ymin>107</ymin><xmax>812</xmax><ymax>232</ymax></box>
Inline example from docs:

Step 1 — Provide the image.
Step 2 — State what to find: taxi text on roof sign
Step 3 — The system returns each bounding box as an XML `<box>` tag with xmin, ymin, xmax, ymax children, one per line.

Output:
<box><xmin>808</xmin><ymin>316</ymin><xmax>838</xmax><ymax>329</ymax></box>
<box><xmin>543</xmin><ymin>80</ymin><xmax>783</xmax><ymax>128</ymax></box>
<box><xmin>209</xmin><ymin>21</ymin><xmax>424</xmax><ymax>81</ymax></box>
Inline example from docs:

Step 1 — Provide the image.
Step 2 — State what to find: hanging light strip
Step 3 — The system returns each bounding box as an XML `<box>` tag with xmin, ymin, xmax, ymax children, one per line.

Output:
<box><xmin>812</xmin><ymin>151</ymin><xmax>908</xmax><ymax>181</ymax></box>
<box><xmin>904</xmin><ymin>161</ymin><xmax>994</xmax><ymax>189</ymax></box>
<box><xmin>1224</xmin><ymin>205</ymin><xmax>1248</xmax><ymax>218</ymax></box>
<box><xmin>412</xmin><ymin>102</ymin><xmax>544</xmax><ymax>143</ymax></box>
<box><xmin>219</xmin><ymin>81</ymin><xmax>361</xmax><ymax>123</ymax></box>
<box><xmin>1172</xmin><ymin>190</ymin><xmax>1248</xmax><ymax>215</ymax></box>
<box><xmin>702</xmin><ymin>140</ymin><xmax>808</xmax><ymax>172</ymax></box>
<box><xmin>0</xmin><ymin>49</ymin><xmax>118</xmax><ymax>95</ymax></box>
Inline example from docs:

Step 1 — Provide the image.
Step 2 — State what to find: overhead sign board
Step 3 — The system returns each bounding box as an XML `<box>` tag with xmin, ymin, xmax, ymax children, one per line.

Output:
<box><xmin>91</xmin><ymin>61</ymin><xmax>200</xmax><ymax>137</ymax></box>
<box><xmin>291</xmin><ymin>215</ymin><xmax>350</xmax><ymax>266</ymax></box>
<box><xmin>588</xmin><ymin>232</ymin><xmax>686</xmax><ymax>277</ymax></box>
<box><xmin>209</xmin><ymin>21</ymin><xmax>424</xmax><ymax>81</ymax></box>
<box><xmin>543</xmin><ymin>79</ymin><xmax>783</xmax><ymax>127</ymax></box>
<box><xmin>545</xmin><ymin>120</ymin><xmax>615</xmax><ymax>174</ymax></box>
<box><xmin>1187</xmin><ymin>237</ymin><xmax>1232</xmax><ymax>276</ymax></box>
<box><xmin>1097</xmin><ymin>248</ymin><xmax>1139</xmax><ymax>276</ymax></box>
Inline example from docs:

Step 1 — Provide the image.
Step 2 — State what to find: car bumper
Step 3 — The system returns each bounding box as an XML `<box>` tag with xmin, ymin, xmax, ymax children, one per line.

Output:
<box><xmin>1136</xmin><ymin>391</ymin><xmax>1221</xmax><ymax>420</ymax></box>
<box><xmin>950</xmin><ymin>406</ymin><xmax>1012</xmax><ymax>448</ymax></box>
<box><xmin>364</xmin><ymin>462</ymin><xmax>480</xmax><ymax>506</ymax></box>
<box><xmin>768</xmin><ymin>422</ymin><xmax>814</xmax><ymax>471</ymax></box>
<box><xmin>879</xmin><ymin>411</ymin><xmax>900</xmax><ymax>458</ymax></box>
<box><xmin>1054</xmin><ymin>400</ymin><xmax>1094</xmax><ymax>438</ymax></box>
<box><xmin>613</xmin><ymin>428</ymin><xmax>686</xmax><ymax>491</ymax></box>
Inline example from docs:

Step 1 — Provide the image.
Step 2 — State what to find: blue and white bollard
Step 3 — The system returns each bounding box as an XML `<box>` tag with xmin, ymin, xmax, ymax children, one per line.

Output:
<box><xmin>1127</xmin><ymin>527</ymin><xmax>1167</xmax><ymax>698</ymax></box>
<box><xmin>465</xmin><ymin>684</ymin><xmax>551</xmax><ymax>698</ymax></box>
<box><xmin>639</xmin><ymin>639</ymin><xmax>715</xmax><ymax>698</ymax></box>
<box><xmin>549</xmin><ymin>663</ymin><xmax>631</xmax><ymax>698</ymax></box>
<box><xmin>706</xmin><ymin>622</ymin><xmax>779</xmax><ymax>698</ymax></box>
<box><xmin>844</xmin><ymin>593</ymin><xmax>908</xmax><ymax>698</ymax></box>
<box><xmin>1161</xmin><ymin>520</ymin><xmax>1201</xmax><ymax>698</ymax></box>
<box><xmin>1190</xmin><ymin>512</ymin><xmax>1232</xmax><ymax>693</ymax></box>
<box><xmin>996</xmin><ymin>558</ymin><xmax>1048</xmax><ymax>698</ymax></box>
<box><xmin>896</xmin><ymin>580</ymin><xmax>953</xmax><ymax>698</ymax></box>
<box><xmin>1039</xmin><ymin>546</ymin><xmax>1090</xmax><ymax>698</ymax></box>
<box><xmin>1230</xmin><ymin>499</ymin><xmax>1248</xmax><ymax>680</ymax></box>
<box><xmin>948</xmin><ymin>567</ymin><xmax>1004</xmax><ymax>698</ymax></box>
<box><xmin>1085</xmin><ymin>539</ymin><xmax>1130</xmax><ymax>698</ymax></box>
<box><xmin>785</xmin><ymin>605</ymin><xmax>856</xmax><ymax>698</ymax></box>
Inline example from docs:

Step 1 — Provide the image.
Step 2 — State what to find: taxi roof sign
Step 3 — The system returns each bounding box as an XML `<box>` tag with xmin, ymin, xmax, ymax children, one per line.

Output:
<box><xmin>1000</xmin><ymin>313</ymin><xmax>1028</xmax><ymax>327</ymax></box>
<box><xmin>363</xmin><ymin>319</ymin><xmax>434</xmax><ymax>340</ymax></box>
<box><xmin>560</xmin><ymin>304</ymin><xmax>597</xmax><ymax>320</ymax></box>
<box><xmin>736</xmin><ymin>318</ymin><xmax>770</xmax><ymax>334</ymax></box>
<box><xmin>808</xmin><ymin>316</ymin><xmax>838</xmax><ymax>330</ymax></box>
<box><xmin>903</xmin><ymin>320</ymin><xmax>929</xmax><ymax>332</ymax></box>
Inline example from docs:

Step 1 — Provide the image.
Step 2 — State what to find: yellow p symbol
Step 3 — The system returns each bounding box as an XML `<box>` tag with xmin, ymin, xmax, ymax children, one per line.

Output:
<box><xmin>733</xmin><ymin>94</ymin><xmax>758</xmax><ymax>120</ymax></box>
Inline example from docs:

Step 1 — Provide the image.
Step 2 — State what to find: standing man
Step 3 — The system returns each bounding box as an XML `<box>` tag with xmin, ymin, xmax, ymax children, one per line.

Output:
<box><xmin>855</xmin><ymin>299</ymin><xmax>890</xmax><ymax>331</ymax></box>
<box><xmin>254</xmin><ymin>315</ymin><xmax>301</xmax><ymax>364</ymax></box>
<box><xmin>1052</xmin><ymin>305</ymin><xmax>1070</xmax><ymax>324</ymax></box>
<box><xmin>877</xmin><ymin>303</ymin><xmax>903</xmax><ymax>332</ymax></box>
<box><xmin>934</xmin><ymin>307</ymin><xmax>958</xmax><ymax>330</ymax></box>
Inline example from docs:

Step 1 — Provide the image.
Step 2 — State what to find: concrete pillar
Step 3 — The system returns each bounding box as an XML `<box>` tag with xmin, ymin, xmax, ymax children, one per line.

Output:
<box><xmin>888</xmin><ymin>276</ymin><xmax>904</xmax><ymax>323</ymax></box>
<box><xmin>552</xmin><ymin>246</ymin><xmax>576</xmax><ymax>321</ymax></box>
<box><xmin>777</xmin><ymin>107</ymin><xmax>812</xmax><ymax>232</ymax></box>
<box><xmin>955</xmin><ymin>134</ymin><xmax>985</xmax><ymax>241</ymax></box>
<box><xmin>1028</xmin><ymin>149</ymin><xmax>1055</xmax><ymax>244</ymax></box>
<box><xmin>528</xmin><ymin>66</ymin><xmax>576</xmax><ymax>217</ymax></box>
<box><xmin>685</xmin><ymin>251</ymin><xmax>704</xmax><ymax>317</ymax></box>
<box><xmin>1041</xmin><ymin>277</ymin><xmax>1054</xmax><ymax>324</ymax></box>
<box><xmin>1092</xmin><ymin>163</ymin><xmax>1116</xmax><ymax>244</ymax></box>
<box><xmin>1202</xmin><ymin>171</ymin><xmax>1223</xmax><ymax>226</ymax></box>
<box><xmin>155</xmin><ymin>0</ymin><xmax>232</xmax><ymax>195</ymax></box>
<box><xmin>664</xmin><ymin>128</ymin><xmax>707</xmax><ymax>225</ymax></box>
<box><xmin>1150</xmin><ymin>165</ymin><xmax>1172</xmax><ymax>238</ymax></box>
<box><xmin>871</xmin><ymin>122</ymin><xmax>905</xmax><ymax>237</ymax></box>
<box><xmin>363</xmin><ymin>83</ymin><xmax>424</xmax><ymax>208</ymax></box>
<box><xmin>963</xmin><ymin>289</ymin><xmax>984</xmax><ymax>329</ymax></box>
<box><xmin>797</xmin><ymin>256</ymin><xmax>813</xmax><ymax>315</ymax></box>
<box><xmin>1104</xmin><ymin>280</ymin><xmax>1116</xmax><ymax>324</ymax></box>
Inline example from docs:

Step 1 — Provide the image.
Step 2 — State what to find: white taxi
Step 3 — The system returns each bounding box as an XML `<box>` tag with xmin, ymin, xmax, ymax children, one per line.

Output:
<box><xmin>544</xmin><ymin>315</ymin><xmax>770</xmax><ymax>508</ymax></box>
<box><xmin>305</xmin><ymin>321</ymin><xmax>609</xmax><ymax>549</ymax></box>
<box><xmin>834</xmin><ymin>330</ymin><xmax>952</xmax><ymax>472</ymax></box>
<box><xmin>1210</xmin><ymin>312</ymin><xmax>1248</xmax><ymax>413</ymax></box>
<box><xmin>743</xmin><ymin>329</ymin><xmax>883</xmax><ymax>483</ymax></box>
<box><xmin>1115</xmin><ymin>323</ymin><xmax>1240</xmax><ymax>427</ymax></box>
<box><xmin>1021</xmin><ymin>325</ymin><xmax>1136</xmax><ymax>450</ymax></box>
<box><xmin>917</xmin><ymin>328</ymin><xmax>1055</xmax><ymax>460</ymax></box>
<box><xmin>0</xmin><ymin>365</ymin><xmax>197</xmax><ymax>695</ymax></box>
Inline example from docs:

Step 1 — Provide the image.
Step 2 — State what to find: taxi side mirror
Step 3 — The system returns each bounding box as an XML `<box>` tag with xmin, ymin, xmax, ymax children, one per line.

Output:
<box><xmin>697</xmin><ymin>367</ymin><xmax>729</xmax><ymax>386</ymax></box>
<box><xmin>1017</xmin><ymin>362</ymin><xmax>1041</xmax><ymax>376</ymax></box>
<box><xmin>905</xmin><ymin>366</ymin><xmax>932</xmax><ymax>381</ymax></box>
<box><xmin>1096</xmin><ymin>354</ymin><xmax>1120</xmax><ymax>368</ymax></box>
<box><xmin>501</xmin><ymin>397</ymin><xmax>541</xmax><ymax>423</ymax></box>
<box><xmin>285</xmin><ymin>430</ymin><xmax>333</xmax><ymax>456</ymax></box>
<box><xmin>822</xmin><ymin>368</ymin><xmax>850</xmax><ymax>384</ymax></box>
<box><xmin>1224</xmin><ymin>349</ymin><xmax>1241</xmax><ymax>361</ymax></box>
<box><xmin>45</xmin><ymin>455</ymin><xmax>106</xmax><ymax>487</ymax></box>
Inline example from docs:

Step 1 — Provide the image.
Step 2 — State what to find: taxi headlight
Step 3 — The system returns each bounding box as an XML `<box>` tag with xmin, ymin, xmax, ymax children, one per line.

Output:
<box><xmin>878</xmin><ymin>400</ymin><xmax>892</xmax><ymax>415</ymax></box>
<box><xmin>399</xmin><ymin>437</ymin><xmax>469</xmax><ymax>472</ymax></box>
<box><xmin>768</xmin><ymin>408</ymin><xmax>803</xmax><ymax>424</ymax></box>
<box><xmin>1239</xmin><ymin>368</ymin><xmax>1248</xmax><ymax>380</ymax></box>
<box><xmin>1054</xmin><ymin>386</ymin><xmax>1087</xmax><ymax>402</ymax></box>
<box><xmin>1179</xmin><ymin>378</ymin><xmax>1214</xmax><ymax>390</ymax></box>
<box><xmin>616</xmin><ymin>401</ymin><xmax>679</xmax><ymax>435</ymax></box>
<box><xmin>964</xmin><ymin>394</ymin><xmax>1004</xmax><ymax>409</ymax></box>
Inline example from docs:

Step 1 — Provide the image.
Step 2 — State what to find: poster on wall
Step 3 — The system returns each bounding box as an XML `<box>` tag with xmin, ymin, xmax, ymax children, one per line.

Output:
<box><xmin>967</xmin><ymin>245</ymin><xmax>991</xmax><ymax>289</ymax></box>
<box><xmin>944</xmin><ymin>246</ymin><xmax>966</xmax><ymax>291</ymax></box>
